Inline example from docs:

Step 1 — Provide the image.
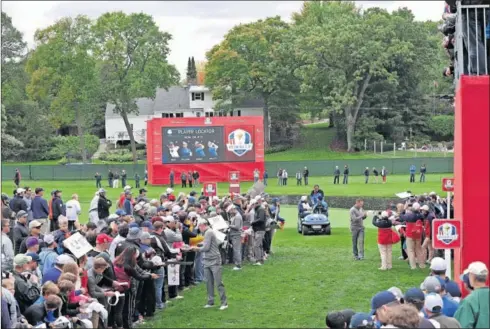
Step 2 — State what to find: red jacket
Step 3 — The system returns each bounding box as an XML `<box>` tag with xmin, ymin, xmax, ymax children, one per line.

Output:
<box><xmin>378</xmin><ymin>228</ymin><xmax>395</xmax><ymax>245</ymax></box>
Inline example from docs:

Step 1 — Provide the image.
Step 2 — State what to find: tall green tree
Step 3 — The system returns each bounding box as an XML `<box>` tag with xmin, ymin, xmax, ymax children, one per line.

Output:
<box><xmin>26</xmin><ymin>16</ymin><xmax>100</xmax><ymax>163</ymax></box>
<box><xmin>186</xmin><ymin>57</ymin><xmax>192</xmax><ymax>81</ymax></box>
<box><xmin>205</xmin><ymin>16</ymin><xmax>291</xmax><ymax>146</ymax></box>
<box><xmin>1</xmin><ymin>11</ymin><xmax>27</xmax><ymax>86</ymax></box>
<box><xmin>92</xmin><ymin>11</ymin><xmax>179</xmax><ymax>163</ymax></box>
<box><xmin>190</xmin><ymin>56</ymin><xmax>197</xmax><ymax>79</ymax></box>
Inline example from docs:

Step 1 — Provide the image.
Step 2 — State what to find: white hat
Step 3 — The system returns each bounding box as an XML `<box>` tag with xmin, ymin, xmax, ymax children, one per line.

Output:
<box><xmin>429</xmin><ymin>191</ymin><xmax>437</xmax><ymax>196</ymax></box>
<box><xmin>381</xmin><ymin>211</ymin><xmax>389</xmax><ymax>218</ymax></box>
<box><xmin>197</xmin><ymin>218</ymin><xmax>208</xmax><ymax>226</ymax></box>
<box><xmin>412</xmin><ymin>202</ymin><xmax>421</xmax><ymax>211</ymax></box>
<box><xmin>467</xmin><ymin>261</ymin><xmax>489</xmax><ymax>275</ymax></box>
<box><xmin>421</xmin><ymin>205</ymin><xmax>430</xmax><ymax>211</ymax></box>
<box><xmin>16</xmin><ymin>188</ymin><xmax>26</xmax><ymax>194</ymax></box>
<box><xmin>213</xmin><ymin>196</ymin><xmax>220</xmax><ymax>201</ymax></box>
<box><xmin>249</xmin><ymin>199</ymin><xmax>257</xmax><ymax>205</ymax></box>
<box><xmin>188</xmin><ymin>211</ymin><xmax>198</xmax><ymax>218</ymax></box>
<box><xmin>143</xmin><ymin>203</ymin><xmax>151</xmax><ymax>210</ymax></box>
<box><xmin>226</xmin><ymin>204</ymin><xmax>234</xmax><ymax>212</ymax></box>
<box><xmin>166</xmin><ymin>188</ymin><xmax>174</xmax><ymax>194</ymax></box>
<box><xmin>300</xmin><ymin>196</ymin><xmax>307</xmax><ymax>202</ymax></box>
<box><xmin>124</xmin><ymin>185</ymin><xmax>132</xmax><ymax>191</ymax></box>
<box><xmin>430</xmin><ymin>257</ymin><xmax>447</xmax><ymax>271</ymax></box>
<box><xmin>164</xmin><ymin>215</ymin><xmax>175</xmax><ymax>223</ymax></box>
<box><xmin>134</xmin><ymin>204</ymin><xmax>143</xmax><ymax>212</ymax></box>
<box><xmin>172</xmin><ymin>205</ymin><xmax>181</xmax><ymax>213</ymax></box>
<box><xmin>56</xmin><ymin>254</ymin><xmax>76</xmax><ymax>265</ymax></box>
<box><xmin>424</xmin><ymin>293</ymin><xmax>443</xmax><ymax>313</ymax></box>
<box><xmin>108</xmin><ymin>214</ymin><xmax>119</xmax><ymax>220</ymax></box>
<box><xmin>254</xmin><ymin>195</ymin><xmax>261</xmax><ymax>201</ymax></box>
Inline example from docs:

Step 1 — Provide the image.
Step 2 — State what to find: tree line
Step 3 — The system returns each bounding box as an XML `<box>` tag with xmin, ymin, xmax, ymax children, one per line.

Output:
<box><xmin>204</xmin><ymin>1</ymin><xmax>455</xmax><ymax>151</ymax></box>
<box><xmin>2</xmin><ymin>2</ymin><xmax>454</xmax><ymax>164</ymax></box>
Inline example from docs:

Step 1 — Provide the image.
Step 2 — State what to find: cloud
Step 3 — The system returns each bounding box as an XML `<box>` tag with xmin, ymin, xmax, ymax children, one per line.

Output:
<box><xmin>2</xmin><ymin>0</ymin><xmax>443</xmax><ymax>77</ymax></box>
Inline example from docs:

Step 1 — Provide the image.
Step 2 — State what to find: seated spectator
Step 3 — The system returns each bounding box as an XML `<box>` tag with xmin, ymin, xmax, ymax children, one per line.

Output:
<box><xmin>42</xmin><ymin>254</ymin><xmax>76</xmax><ymax>284</ymax></box>
<box><xmin>383</xmin><ymin>304</ymin><xmax>423</xmax><ymax>328</ymax></box>
<box><xmin>402</xmin><ymin>288</ymin><xmax>437</xmax><ymax>328</ymax></box>
<box><xmin>340</xmin><ymin>309</ymin><xmax>356</xmax><ymax>328</ymax></box>
<box><xmin>13</xmin><ymin>254</ymin><xmax>41</xmax><ymax>313</ymax></box>
<box><xmin>349</xmin><ymin>313</ymin><xmax>375</xmax><ymax>329</ymax></box>
<box><xmin>39</xmin><ymin>234</ymin><xmax>58</xmax><ymax>276</ymax></box>
<box><xmin>420</xmin><ymin>276</ymin><xmax>458</xmax><ymax>317</ymax></box>
<box><xmin>424</xmin><ymin>293</ymin><xmax>461</xmax><ymax>328</ymax></box>
<box><xmin>298</xmin><ymin>196</ymin><xmax>312</xmax><ymax>218</ymax></box>
<box><xmin>454</xmin><ymin>261</ymin><xmax>489</xmax><ymax>328</ymax></box>
<box><xmin>369</xmin><ymin>291</ymin><xmax>400</xmax><ymax>326</ymax></box>
<box><xmin>33</xmin><ymin>281</ymin><xmax>59</xmax><ymax>305</ymax></box>
<box><xmin>57</xmin><ymin>280</ymin><xmax>79</xmax><ymax>318</ymax></box>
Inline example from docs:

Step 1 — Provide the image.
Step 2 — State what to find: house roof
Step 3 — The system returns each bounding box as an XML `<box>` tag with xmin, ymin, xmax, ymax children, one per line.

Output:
<box><xmin>105</xmin><ymin>97</ymin><xmax>155</xmax><ymax>117</ymax></box>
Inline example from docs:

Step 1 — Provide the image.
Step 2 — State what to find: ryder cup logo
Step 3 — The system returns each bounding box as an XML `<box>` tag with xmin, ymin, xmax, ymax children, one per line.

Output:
<box><xmin>437</xmin><ymin>223</ymin><xmax>459</xmax><ymax>245</ymax></box>
<box><xmin>226</xmin><ymin>129</ymin><xmax>253</xmax><ymax>156</ymax></box>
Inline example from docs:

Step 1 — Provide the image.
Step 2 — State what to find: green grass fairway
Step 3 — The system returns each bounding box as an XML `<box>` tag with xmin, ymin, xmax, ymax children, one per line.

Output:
<box><xmin>143</xmin><ymin>206</ymin><xmax>428</xmax><ymax>328</ymax></box>
<box><xmin>1</xmin><ymin>174</ymin><xmax>449</xmax><ymax>219</ymax></box>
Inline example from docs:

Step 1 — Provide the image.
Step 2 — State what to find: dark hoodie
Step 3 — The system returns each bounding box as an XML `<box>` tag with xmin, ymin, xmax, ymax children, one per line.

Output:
<box><xmin>252</xmin><ymin>204</ymin><xmax>266</xmax><ymax>232</ymax></box>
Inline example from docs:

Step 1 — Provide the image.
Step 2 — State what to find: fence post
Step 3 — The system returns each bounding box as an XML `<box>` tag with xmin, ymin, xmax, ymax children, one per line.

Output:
<box><xmin>374</xmin><ymin>141</ymin><xmax>376</xmax><ymax>154</ymax></box>
<box><xmin>394</xmin><ymin>143</ymin><xmax>396</xmax><ymax>157</ymax></box>
<box><xmin>364</xmin><ymin>139</ymin><xmax>367</xmax><ymax>151</ymax></box>
<box><xmin>415</xmin><ymin>143</ymin><xmax>417</xmax><ymax>157</ymax></box>
<box><xmin>381</xmin><ymin>141</ymin><xmax>383</xmax><ymax>154</ymax></box>
<box><xmin>29</xmin><ymin>165</ymin><xmax>33</xmax><ymax>180</ymax></box>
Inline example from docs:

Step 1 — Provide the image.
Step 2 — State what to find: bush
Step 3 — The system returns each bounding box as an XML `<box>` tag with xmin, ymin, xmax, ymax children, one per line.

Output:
<box><xmin>128</xmin><ymin>143</ymin><xmax>147</xmax><ymax>151</ymax></box>
<box><xmin>58</xmin><ymin>157</ymin><xmax>69</xmax><ymax>165</ymax></box>
<box><xmin>47</xmin><ymin>135</ymin><xmax>100</xmax><ymax>160</ymax></box>
<box><xmin>265</xmin><ymin>145</ymin><xmax>293</xmax><ymax>154</ymax></box>
<box><xmin>428</xmin><ymin>115</ymin><xmax>454</xmax><ymax>140</ymax></box>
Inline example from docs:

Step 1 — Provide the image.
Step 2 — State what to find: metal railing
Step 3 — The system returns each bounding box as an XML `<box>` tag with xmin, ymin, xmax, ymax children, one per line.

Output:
<box><xmin>455</xmin><ymin>1</ymin><xmax>490</xmax><ymax>84</ymax></box>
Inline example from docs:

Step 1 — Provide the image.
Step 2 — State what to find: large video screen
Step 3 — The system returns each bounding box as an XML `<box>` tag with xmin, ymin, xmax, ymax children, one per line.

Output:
<box><xmin>161</xmin><ymin>125</ymin><xmax>255</xmax><ymax>164</ymax></box>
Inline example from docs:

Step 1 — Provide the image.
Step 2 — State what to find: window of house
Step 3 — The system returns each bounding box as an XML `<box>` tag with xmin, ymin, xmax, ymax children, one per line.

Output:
<box><xmin>130</xmin><ymin>124</ymin><xmax>134</xmax><ymax>131</ymax></box>
<box><xmin>196</xmin><ymin>112</ymin><xmax>201</xmax><ymax>117</ymax></box>
<box><xmin>205</xmin><ymin>111</ymin><xmax>214</xmax><ymax>117</ymax></box>
<box><xmin>192</xmin><ymin>92</ymin><xmax>205</xmax><ymax>101</ymax></box>
<box><xmin>162</xmin><ymin>113</ymin><xmax>169</xmax><ymax>118</ymax></box>
<box><xmin>229</xmin><ymin>111</ymin><xmax>234</xmax><ymax>117</ymax></box>
<box><xmin>176</xmin><ymin>112</ymin><xmax>183</xmax><ymax>118</ymax></box>
<box><xmin>237</xmin><ymin>110</ymin><xmax>241</xmax><ymax>117</ymax></box>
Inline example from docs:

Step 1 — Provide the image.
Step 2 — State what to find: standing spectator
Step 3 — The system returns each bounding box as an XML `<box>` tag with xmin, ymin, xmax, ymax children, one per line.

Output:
<box><xmin>169</xmin><ymin>170</ymin><xmax>175</xmax><ymax>188</ymax></box>
<box><xmin>253</xmin><ymin>169</ymin><xmax>260</xmax><ymax>183</ymax></box>
<box><xmin>303</xmin><ymin>166</ymin><xmax>309</xmax><ymax>186</ymax></box>
<box><xmin>13</xmin><ymin>254</ymin><xmax>41</xmax><ymax>313</ymax></box>
<box><xmin>31</xmin><ymin>188</ymin><xmax>49</xmax><ymax>236</ymax></box>
<box><xmin>18</xmin><ymin>221</ymin><xmax>46</xmax><ymax>254</ymax></box>
<box><xmin>343</xmin><ymin>165</ymin><xmax>349</xmax><ymax>184</ymax></box>
<box><xmin>410</xmin><ymin>164</ymin><xmax>417</xmax><ymax>183</ymax></box>
<box><xmin>372</xmin><ymin>211</ymin><xmax>396</xmax><ymax>270</ymax></box>
<box><xmin>144</xmin><ymin>169</ymin><xmax>149</xmax><ymax>186</ymax></box>
<box><xmin>23</xmin><ymin>187</ymin><xmax>34</xmax><ymax>222</ymax></box>
<box><xmin>14</xmin><ymin>168</ymin><xmax>21</xmax><ymax>188</ymax></box>
<box><xmin>39</xmin><ymin>234</ymin><xmax>58</xmax><ymax>276</ymax></box>
<box><xmin>421</xmin><ymin>276</ymin><xmax>459</xmax><ymax>317</ymax></box>
<box><xmin>49</xmin><ymin>190</ymin><xmax>65</xmax><ymax>232</ymax></box>
<box><xmin>88</xmin><ymin>191</ymin><xmax>100</xmax><ymax>224</ymax></box>
<box><xmin>454</xmin><ymin>262</ymin><xmax>489</xmax><ymax>328</ymax></box>
<box><xmin>421</xmin><ymin>205</ymin><xmax>435</xmax><ymax>263</ymax></box>
<box><xmin>10</xmin><ymin>188</ymin><xmax>28</xmax><ymax>214</ymax></box>
<box><xmin>181</xmin><ymin>172</ymin><xmax>187</xmax><ymax>188</ymax></box>
<box><xmin>1</xmin><ymin>218</ymin><xmax>14</xmax><ymax>272</ymax></box>
<box><xmin>364</xmin><ymin>167</ymin><xmax>370</xmax><ymax>184</ymax></box>
<box><xmin>97</xmin><ymin>189</ymin><xmax>112</xmax><ymax>222</ymax></box>
<box><xmin>121</xmin><ymin>169</ymin><xmax>127</xmax><ymax>187</ymax></box>
<box><xmin>251</xmin><ymin>201</ymin><xmax>266</xmax><ymax>266</ymax></box>
<box><xmin>349</xmin><ymin>199</ymin><xmax>367</xmax><ymax>260</ymax></box>
<box><xmin>372</xmin><ymin>167</ymin><xmax>379</xmax><ymax>184</ymax></box>
<box><xmin>282</xmin><ymin>169</ymin><xmax>288</xmax><ymax>186</ymax></box>
<box><xmin>420</xmin><ymin>164</ymin><xmax>427</xmax><ymax>183</ymax></box>
<box><xmin>296</xmin><ymin>170</ymin><xmax>302</xmax><ymax>186</ymax></box>
<box><xmin>95</xmin><ymin>172</ymin><xmax>102</xmax><ymax>188</ymax></box>
<box><xmin>2</xmin><ymin>194</ymin><xmax>16</xmax><ymax>241</ymax></box>
<box><xmin>65</xmin><ymin>194</ymin><xmax>81</xmax><ymax>231</ymax></box>
<box><xmin>14</xmin><ymin>211</ymin><xmax>29</xmax><ymax>255</ymax></box>
<box><xmin>369</xmin><ymin>291</ymin><xmax>399</xmax><ymax>326</ymax></box>
<box><xmin>403</xmin><ymin>288</ymin><xmax>440</xmax><ymax>328</ymax></box>
<box><xmin>188</xmin><ymin>170</ymin><xmax>193</xmax><ymax>188</ymax></box>
<box><xmin>333</xmin><ymin>166</ymin><xmax>340</xmax><ymax>185</ymax></box>
<box><xmin>402</xmin><ymin>203</ymin><xmax>425</xmax><ymax>269</ymax></box>
<box><xmin>424</xmin><ymin>294</ymin><xmax>462</xmax><ymax>328</ymax></box>
<box><xmin>193</xmin><ymin>170</ymin><xmax>200</xmax><ymax>187</ymax></box>
<box><xmin>228</xmin><ymin>206</ymin><xmax>243</xmax><ymax>271</ymax></box>
<box><xmin>113</xmin><ymin>170</ymin><xmax>120</xmax><ymax>188</ymax></box>
<box><xmin>123</xmin><ymin>191</ymin><xmax>134</xmax><ymax>216</ymax></box>
<box><xmin>135</xmin><ymin>172</ymin><xmax>141</xmax><ymax>188</ymax></box>
<box><xmin>381</xmin><ymin>166</ymin><xmax>388</xmax><ymax>184</ymax></box>
<box><xmin>108</xmin><ymin>169</ymin><xmax>114</xmax><ymax>188</ymax></box>
<box><xmin>194</xmin><ymin>218</ymin><xmax>228</xmax><ymax>310</ymax></box>
<box><xmin>277</xmin><ymin>168</ymin><xmax>283</xmax><ymax>186</ymax></box>
<box><xmin>263</xmin><ymin>170</ymin><xmax>268</xmax><ymax>186</ymax></box>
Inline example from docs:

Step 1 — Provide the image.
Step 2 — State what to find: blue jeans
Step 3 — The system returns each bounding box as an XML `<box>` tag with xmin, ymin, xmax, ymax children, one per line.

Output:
<box><xmin>154</xmin><ymin>267</ymin><xmax>165</xmax><ymax>308</ymax></box>
<box><xmin>194</xmin><ymin>252</ymin><xmax>204</xmax><ymax>282</ymax></box>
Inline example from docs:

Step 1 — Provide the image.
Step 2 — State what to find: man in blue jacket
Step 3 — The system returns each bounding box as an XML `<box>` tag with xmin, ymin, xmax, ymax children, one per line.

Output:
<box><xmin>31</xmin><ymin>188</ymin><xmax>49</xmax><ymax>236</ymax></box>
<box><xmin>410</xmin><ymin>164</ymin><xmax>417</xmax><ymax>183</ymax></box>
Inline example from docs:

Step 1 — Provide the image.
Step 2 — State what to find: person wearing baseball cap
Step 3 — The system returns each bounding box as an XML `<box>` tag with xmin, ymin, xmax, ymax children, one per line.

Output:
<box><xmin>424</xmin><ymin>293</ymin><xmax>462</xmax><ymax>328</ymax></box>
<box><xmin>430</xmin><ymin>257</ymin><xmax>461</xmax><ymax>296</ymax></box>
<box><xmin>369</xmin><ymin>291</ymin><xmax>399</xmax><ymax>325</ymax></box>
<box><xmin>123</xmin><ymin>190</ymin><xmax>133</xmax><ymax>216</ymax></box>
<box><xmin>31</xmin><ymin>187</ymin><xmax>50</xmax><ymax>236</ymax></box>
<box><xmin>39</xmin><ymin>234</ymin><xmax>57</xmax><ymax>275</ymax></box>
<box><xmin>25</xmin><ymin>251</ymin><xmax>42</xmax><ymax>280</ymax></box>
<box><xmin>42</xmin><ymin>254</ymin><xmax>76</xmax><ymax>284</ymax></box>
<box><xmin>141</xmin><ymin>221</ymin><xmax>154</xmax><ymax>232</ymax></box>
<box><xmin>403</xmin><ymin>288</ymin><xmax>439</xmax><ymax>328</ymax></box>
<box><xmin>454</xmin><ymin>261</ymin><xmax>489</xmax><ymax>328</ymax></box>
<box><xmin>421</xmin><ymin>276</ymin><xmax>458</xmax><ymax>317</ymax></box>
<box><xmin>18</xmin><ymin>220</ymin><xmax>46</xmax><ymax>254</ymax></box>
<box><xmin>13</xmin><ymin>210</ymin><xmax>29</xmax><ymax>254</ymax></box>
<box><xmin>348</xmin><ymin>313</ymin><xmax>375</xmax><ymax>328</ymax></box>
<box><xmin>420</xmin><ymin>204</ymin><xmax>435</xmax><ymax>263</ymax></box>
<box><xmin>49</xmin><ymin>189</ymin><xmax>65</xmax><ymax>232</ymax></box>
<box><xmin>459</xmin><ymin>269</ymin><xmax>474</xmax><ymax>293</ymax></box>
<box><xmin>13</xmin><ymin>253</ymin><xmax>41</xmax><ymax>312</ymax></box>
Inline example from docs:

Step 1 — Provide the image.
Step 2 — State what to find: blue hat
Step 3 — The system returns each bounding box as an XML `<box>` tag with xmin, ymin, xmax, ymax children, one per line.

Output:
<box><xmin>157</xmin><ymin>206</ymin><xmax>165</xmax><ymax>212</ymax></box>
<box><xmin>129</xmin><ymin>222</ymin><xmax>139</xmax><ymax>228</ymax></box>
<box><xmin>141</xmin><ymin>221</ymin><xmax>154</xmax><ymax>230</ymax></box>
<box><xmin>404</xmin><ymin>288</ymin><xmax>425</xmax><ymax>302</ymax></box>
<box><xmin>349</xmin><ymin>313</ymin><xmax>374</xmax><ymax>328</ymax></box>
<box><xmin>25</xmin><ymin>252</ymin><xmax>40</xmax><ymax>263</ymax></box>
<box><xmin>460</xmin><ymin>272</ymin><xmax>470</xmax><ymax>287</ymax></box>
<box><xmin>115</xmin><ymin>209</ymin><xmax>126</xmax><ymax>216</ymax></box>
<box><xmin>445</xmin><ymin>280</ymin><xmax>462</xmax><ymax>297</ymax></box>
<box><xmin>370</xmin><ymin>291</ymin><xmax>397</xmax><ymax>315</ymax></box>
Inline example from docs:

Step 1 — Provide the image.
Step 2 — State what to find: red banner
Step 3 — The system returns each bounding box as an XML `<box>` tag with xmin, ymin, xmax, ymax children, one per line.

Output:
<box><xmin>203</xmin><ymin>182</ymin><xmax>217</xmax><ymax>197</ymax></box>
<box><xmin>432</xmin><ymin>219</ymin><xmax>462</xmax><ymax>249</ymax></box>
<box><xmin>442</xmin><ymin>178</ymin><xmax>454</xmax><ymax>192</ymax></box>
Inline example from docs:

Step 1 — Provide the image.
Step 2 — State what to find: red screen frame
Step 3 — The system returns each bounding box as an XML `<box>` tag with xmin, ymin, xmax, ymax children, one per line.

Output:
<box><xmin>147</xmin><ymin>116</ymin><xmax>264</xmax><ymax>185</ymax></box>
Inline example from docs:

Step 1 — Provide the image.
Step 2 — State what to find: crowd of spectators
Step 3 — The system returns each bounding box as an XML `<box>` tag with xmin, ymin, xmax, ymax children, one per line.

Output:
<box><xmin>1</xmin><ymin>185</ymin><xmax>284</xmax><ymax>328</ymax></box>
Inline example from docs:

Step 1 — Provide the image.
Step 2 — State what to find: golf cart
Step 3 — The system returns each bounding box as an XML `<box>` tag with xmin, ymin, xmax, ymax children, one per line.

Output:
<box><xmin>297</xmin><ymin>207</ymin><xmax>331</xmax><ymax>235</ymax></box>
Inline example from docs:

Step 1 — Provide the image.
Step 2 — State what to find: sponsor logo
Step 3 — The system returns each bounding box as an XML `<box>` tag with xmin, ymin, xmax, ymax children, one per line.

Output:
<box><xmin>226</xmin><ymin>129</ymin><xmax>253</xmax><ymax>156</ymax></box>
<box><xmin>204</xmin><ymin>118</ymin><xmax>212</xmax><ymax>125</ymax></box>
<box><xmin>436</xmin><ymin>223</ymin><xmax>459</xmax><ymax>245</ymax></box>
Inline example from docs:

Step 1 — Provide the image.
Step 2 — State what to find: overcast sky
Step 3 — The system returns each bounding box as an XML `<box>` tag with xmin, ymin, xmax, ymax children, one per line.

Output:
<box><xmin>2</xmin><ymin>1</ymin><xmax>443</xmax><ymax>77</ymax></box>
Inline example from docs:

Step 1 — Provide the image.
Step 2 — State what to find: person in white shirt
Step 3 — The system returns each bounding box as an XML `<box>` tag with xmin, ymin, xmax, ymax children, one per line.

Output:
<box><xmin>282</xmin><ymin>170</ymin><xmax>288</xmax><ymax>185</ymax></box>
<box><xmin>65</xmin><ymin>194</ymin><xmax>81</xmax><ymax>231</ymax></box>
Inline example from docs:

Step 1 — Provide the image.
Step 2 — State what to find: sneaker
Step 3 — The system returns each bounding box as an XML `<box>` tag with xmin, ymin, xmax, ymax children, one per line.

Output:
<box><xmin>378</xmin><ymin>267</ymin><xmax>387</xmax><ymax>271</ymax></box>
<box><xmin>174</xmin><ymin>295</ymin><xmax>184</xmax><ymax>299</ymax></box>
<box><xmin>184</xmin><ymin>287</ymin><xmax>190</xmax><ymax>291</ymax></box>
<box><xmin>204</xmin><ymin>304</ymin><xmax>215</xmax><ymax>309</ymax></box>
<box><xmin>233</xmin><ymin>266</ymin><xmax>242</xmax><ymax>271</ymax></box>
<box><xmin>219</xmin><ymin>304</ymin><xmax>229</xmax><ymax>311</ymax></box>
<box><xmin>253</xmin><ymin>262</ymin><xmax>263</xmax><ymax>266</ymax></box>
<box><xmin>353</xmin><ymin>256</ymin><xmax>359</xmax><ymax>260</ymax></box>
<box><xmin>398</xmin><ymin>256</ymin><xmax>405</xmax><ymax>260</ymax></box>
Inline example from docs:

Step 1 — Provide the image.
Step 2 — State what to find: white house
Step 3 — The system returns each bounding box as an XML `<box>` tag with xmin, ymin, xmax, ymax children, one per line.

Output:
<box><xmin>105</xmin><ymin>85</ymin><xmax>264</xmax><ymax>144</ymax></box>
